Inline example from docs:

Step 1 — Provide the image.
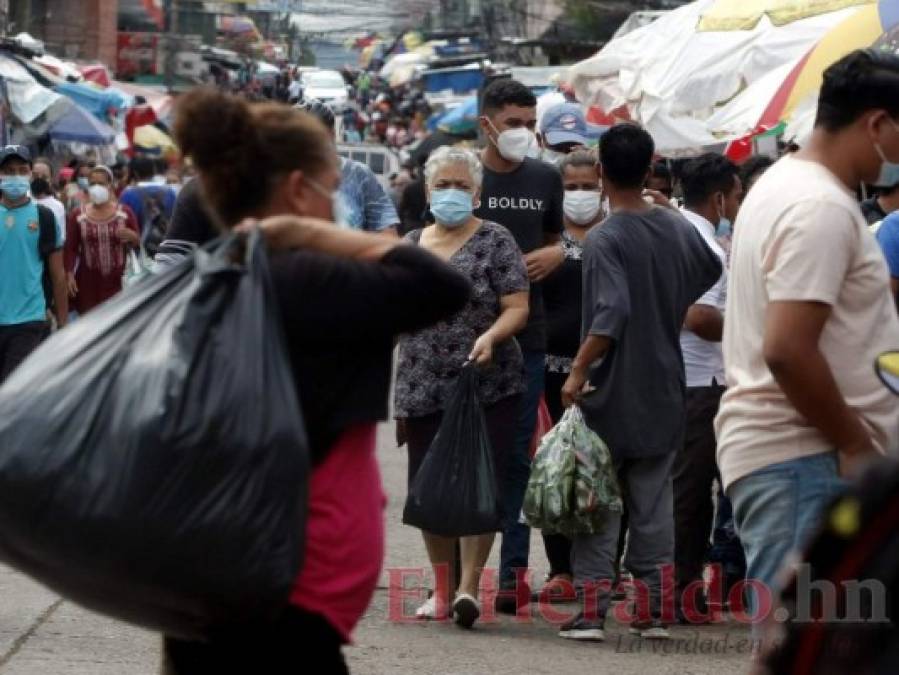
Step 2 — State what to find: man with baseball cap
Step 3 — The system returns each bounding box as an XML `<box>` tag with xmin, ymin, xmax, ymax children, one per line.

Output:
<box><xmin>0</xmin><ymin>145</ymin><xmax>68</xmax><ymax>384</ymax></box>
<box><xmin>538</xmin><ymin>102</ymin><xmax>604</xmax><ymax>166</ymax></box>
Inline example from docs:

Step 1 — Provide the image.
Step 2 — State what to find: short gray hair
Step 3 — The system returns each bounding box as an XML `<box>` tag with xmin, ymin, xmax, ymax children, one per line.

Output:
<box><xmin>558</xmin><ymin>148</ymin><xmax>598</xmax><ymax>176</ymax></box>
<box><xmin>424</xmin><ymin>146</ymin><xmax>483</xmax><ymax>188</ymax></box>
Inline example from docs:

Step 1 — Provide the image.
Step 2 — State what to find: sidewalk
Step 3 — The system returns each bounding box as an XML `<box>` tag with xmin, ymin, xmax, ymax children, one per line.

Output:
<box><xmin>0</xmin><ymin>424</ymin><xmax>753</xmax><ymax>674</ymax></box>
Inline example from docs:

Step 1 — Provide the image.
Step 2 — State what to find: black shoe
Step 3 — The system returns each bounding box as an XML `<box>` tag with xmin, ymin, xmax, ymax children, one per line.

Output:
<box><xmin>452</xmin><ymin>593</ymin><xmax>480</xmax><ymax>629</ymax></box>
<box><xmin>559</xmin><ymin>611</ymin><xmax>605</xmax><ymax>641</ymax></box>
<box><xmin>629</xmin><ymin>619</ymin><xmax>670</xmax><ymax>639</ymax></box>
<box><xmin>494</xmin><ymin>579</ymin><xmax>531</xmax><ymax>615</ymax></box>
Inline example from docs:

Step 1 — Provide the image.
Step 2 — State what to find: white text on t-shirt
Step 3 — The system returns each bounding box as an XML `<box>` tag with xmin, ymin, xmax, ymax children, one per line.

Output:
<box><xmin>488</xmin><ymin>197</ymin><xmax>544</xmax><ymax>211</ymax></box>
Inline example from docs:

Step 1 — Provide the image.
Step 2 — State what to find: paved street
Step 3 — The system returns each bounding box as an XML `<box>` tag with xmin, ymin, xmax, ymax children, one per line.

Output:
<box><xmin>0</xmin><ymin>423</ymin><xmax>753</xmax><ymax>674</ymax></box>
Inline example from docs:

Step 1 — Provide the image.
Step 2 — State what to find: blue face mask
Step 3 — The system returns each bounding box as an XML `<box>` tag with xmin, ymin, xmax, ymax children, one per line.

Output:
<box><xmin>77</xmin><ymin>177</ymin><xmax>89</xmax><ymax>190</ymax></box>
<box><xmin>716</xmin><ymin>218</ymin><xmax>732</xmax><ymax>238</ymax></box>
<box><xmin>1</xmin><ymin>175</ymin><xmax>30</xmax><ymax>200</ymax></box>
<box><xmin>430</xmin><ymin>188</ymin><xmax>473</xmax><ymax>228</ymax></box>
<box><xmin>876</xmin><ymin>160</ymin><xmax>899</xmax><ymax>190</ymax></box>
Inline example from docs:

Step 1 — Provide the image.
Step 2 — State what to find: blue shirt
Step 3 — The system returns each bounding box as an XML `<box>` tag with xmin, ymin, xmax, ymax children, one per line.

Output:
<box><xmin>119</xmin><ymin>183</ymin><xmax>177</xmax><ymax>233</ymax></box>
<box><xmin>875</xmin><ymin>212</ymin><xmax>899</xmax><ymax>278</ymax></box>
<box><xmin>0</xmin><ymin>200</ymin><xmax>53</xmax><ymax>325</ymax></box>
<box><xmin>339</xmin><ymin>159</ymin><xmax>398</xmax><ymax>232</ymax></box>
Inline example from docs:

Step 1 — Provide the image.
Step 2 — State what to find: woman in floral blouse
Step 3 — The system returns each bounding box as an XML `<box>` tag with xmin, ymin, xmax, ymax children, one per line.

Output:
<box><xmin>64</xmin><ymin>165</ymin><xmax>140</xmax><ymax>314</ymax></box>
<box><xmin>395</xmin><ymin>146</ymin><xmax>529</xmax><ymax>629</ymax></box>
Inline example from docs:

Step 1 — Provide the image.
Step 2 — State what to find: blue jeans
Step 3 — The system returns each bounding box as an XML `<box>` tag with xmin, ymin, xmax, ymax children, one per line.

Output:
<box><xmin>728</xmin><ymin>452</ymin><xmax>846</xmax><ymax>627</ymax></box>
<box><xmin>499</xmin><ymin>350</ymin><xmax>545</xmax><ymax>585</ymax></box>
<box><xmin>708</xmin><ymin>491</ymin><xmax>746</xmax><ymax>579</ymax></box>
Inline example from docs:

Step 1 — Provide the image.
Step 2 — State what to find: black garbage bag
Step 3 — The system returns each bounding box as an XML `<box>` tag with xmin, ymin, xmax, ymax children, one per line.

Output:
<box><xmin>403</xmin><ymin>366</ymin><xmax>502</xmax><ymax>537</ymax></box>
<box><xmin>0</xmin><ymin>230</ymin><xmax>309</xmax><ymax>640</ymax></box>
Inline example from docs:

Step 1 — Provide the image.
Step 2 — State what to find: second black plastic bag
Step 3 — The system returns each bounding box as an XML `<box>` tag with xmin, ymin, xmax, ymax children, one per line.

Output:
<box><xmin>403</xmin><ymin>366</ymin><xmax>502</xmax><ymax>537</ymax></box>
<box><xmin>0</xmin><ymin>231</ymin><xmax>309</xmax><ymax>640</ymax></box>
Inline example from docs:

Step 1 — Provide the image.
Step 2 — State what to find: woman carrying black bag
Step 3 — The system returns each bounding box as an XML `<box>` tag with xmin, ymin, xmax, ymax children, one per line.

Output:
<box><xmin>395</xmin><ymin>146</ymin><xmax>529</xmax><ymax>629</ymax></box>
<box><xmin>164</xmin><ymin>90</ymin><xmax>470</xmax><ymax>673</ymax></box>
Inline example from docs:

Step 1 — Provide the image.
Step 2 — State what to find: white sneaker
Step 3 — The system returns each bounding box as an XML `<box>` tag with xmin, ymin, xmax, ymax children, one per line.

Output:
<box><xmin>452</xmin><ymin>593</ymin><xmax>481</xmax><ymax>629</ymax></box>
<box><xmin>415</xmin><ymin>595</ymin><xmax>448</xmax><ymax>620</ymax></box>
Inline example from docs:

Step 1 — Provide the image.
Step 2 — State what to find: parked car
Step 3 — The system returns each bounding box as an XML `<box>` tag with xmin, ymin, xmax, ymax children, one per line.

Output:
<box><xmin>301</xmin><ymin>69</ymin><xmax>349</xmax><ymax>105</ymax></box>
<box><xmin>336</xmin><ymin>144</ymin><xmax>401</xmax><ymax>191</ymax></box>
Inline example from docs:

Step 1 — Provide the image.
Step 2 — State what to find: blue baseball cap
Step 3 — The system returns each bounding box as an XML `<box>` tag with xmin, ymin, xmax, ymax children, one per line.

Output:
<box><xmin>0</xmin><ymin>145</ymin><xmax>31</xmax><ymax>166</ymax></box>
<box><xmin>539</xmin><ymin>102</ymin><xmax>604</xmax><ymax>147</ymax></box>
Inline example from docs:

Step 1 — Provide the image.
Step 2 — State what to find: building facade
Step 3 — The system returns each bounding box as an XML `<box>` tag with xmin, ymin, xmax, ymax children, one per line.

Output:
<box><xmin>7</xmin><ymin>0</ymin><xmax>120</xmax><ymax>66</ymax></box>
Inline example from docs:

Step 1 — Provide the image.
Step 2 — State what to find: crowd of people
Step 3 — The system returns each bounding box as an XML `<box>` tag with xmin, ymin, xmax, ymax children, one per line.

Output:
<box><xmin>1</xmin><ymin>44</ymin><xmax>899</xmax><ymax>673</ymax></box>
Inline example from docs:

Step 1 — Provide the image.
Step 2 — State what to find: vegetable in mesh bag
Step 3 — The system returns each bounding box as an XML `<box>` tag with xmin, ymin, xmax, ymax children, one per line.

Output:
<box><xmin>402</xmin><ymin>366</ymin><xmax>502</xmax><ymax>537</ymax></box>
<box><xmin>523</xmin><ymin>405</ymin><xmax>622</xmax><ymax>536</ymax></box>
<box><xmin>0</xmin><ymin>230</ymin><xmax>309</xmax><ymax>640</ymax></box>
<box><xmin>522</xmin><ymin>411</ymin><xmax>576</xmax><ymax>534</ymax></box>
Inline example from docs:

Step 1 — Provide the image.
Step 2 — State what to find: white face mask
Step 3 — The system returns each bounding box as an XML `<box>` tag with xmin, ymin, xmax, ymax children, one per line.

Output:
<box><xmin>563</xmin><ymin>190</ymin><xmax>601</xmax><ymax>226</ymax></box>
<box><xmin>309</xmin><ymin>178</ymin><xmax>351</xmax><ymax>228</ymax></box>
<box><xmin>487</xmin><ymin>120</ymin><xmax>536</xmax><ymax>163</ymax></box>
<box><xmin>88</xmin><ymin>184</ymin><xmax>110</xmax><ymax>205</ymax></box>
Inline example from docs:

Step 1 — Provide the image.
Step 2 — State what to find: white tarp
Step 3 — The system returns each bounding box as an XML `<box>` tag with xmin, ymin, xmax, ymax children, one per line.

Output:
<box><xmin>565</xmin><ymin>0</ymin><xmax>859</xmax><ymax>154</ymax></box>
<box><xmin>0</xmin><ymin>55</ymin><xmax>68</xmax><ymax>126</ymax></box>
<box><xmin>705</xmin><ymin>58</ymin><xmax>799</xmax><ymax>137</ymax></box>
<box><xmin>783</xmin><ymin>93</ymin><xmax>819</xmax><ymax>146</ymax></box>
<box><xmin>380</xmin><ymin>51</ymin><xmax>427</xmax><ymax>78</ymax></box>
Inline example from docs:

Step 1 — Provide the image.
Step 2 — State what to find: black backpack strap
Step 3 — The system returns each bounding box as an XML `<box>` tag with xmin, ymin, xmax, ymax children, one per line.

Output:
<box><xmin>36</xmin><ymin>203</ymin><xmax>59</xmax><ymax>258</ymax></box>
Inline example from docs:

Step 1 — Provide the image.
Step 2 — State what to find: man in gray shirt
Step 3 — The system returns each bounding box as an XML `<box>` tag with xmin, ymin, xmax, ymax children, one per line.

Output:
<box><xmin>559</xmin><ymin>124</ymin><xmax>721</xmax><ymax>641</ymax></box>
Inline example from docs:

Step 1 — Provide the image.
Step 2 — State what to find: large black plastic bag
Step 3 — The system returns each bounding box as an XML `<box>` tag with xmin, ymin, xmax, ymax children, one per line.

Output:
<box><xmin>0</xmin><ymin>231</ymin><xmax>309</xmax><ymax>640</ymax></box>
<box><xmin>403</xmin><ymin>366</ymin><xmax>502</xmax><ymax>537</ymax></box>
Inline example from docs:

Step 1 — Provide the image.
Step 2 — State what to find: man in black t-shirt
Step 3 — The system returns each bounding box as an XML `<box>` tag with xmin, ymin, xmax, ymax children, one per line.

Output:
<box><xmin>474</xmin><ymin>78</ymin><xmax>565</xmax><ymax>612</ymax></box>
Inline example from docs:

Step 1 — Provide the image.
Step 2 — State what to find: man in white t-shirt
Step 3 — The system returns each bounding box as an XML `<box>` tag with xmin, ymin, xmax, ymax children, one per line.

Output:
<box><xmin>674</xmin><ymin>154</ymin><xmax>742</xmax><ymax>622</ymax></box>
<box><xmin>31</xmin><ymin>159</ymin><xmax>65</xmax><ymax>244</ymax></box>
<box><xmin>715</xmin><ymin>49</ymin><xmax>899</xmax><ymax>636</ymax></box>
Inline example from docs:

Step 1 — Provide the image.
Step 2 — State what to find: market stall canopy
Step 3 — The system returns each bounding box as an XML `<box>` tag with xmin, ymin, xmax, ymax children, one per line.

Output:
<box><xmin>80</xmin><ymin>64</ymin><xmax>112</xmax><ymax>89</ymax></box>
<box><xmin>757</xmin><ymin>0</ymin><xmax>899</xmax><ymax>128</ymax></box>
<box><xmin>12</xmin><ymin>32</ymin><xmax>44</xmax><ymax>55</ymax></box>
<box><xmin>565</xmin><ymin>0</ymin><xmax>870</xmax><ymax>155</ymax></box>
<box><xmin>33</xmin><ymin>53</ymin><xmax>81</xmax><ymax>81</ymax></box>
<box><xmin>705</xmin><ymin>59</ymin><xmax>799</xmax><ymax>137</ymax></box>
<box><xmin>133</xmin><ymin>124</ymin><xmax>177</xmax><ymax>156</ymax></box>
<box><xmin>698</xmin><ymin>0</ymin><xmax>871</xmax><ymax>31</ymax></box>
<box><xmin>380</xmin><ymin>51</ymin><xmax>428</xmax><ymax>78</ymax></box>
<box><xmin>55</xmin><ymin>81</ymin><xmax>129</xmax><ymax>120</ymax></box>
<box><xmin>0</xmin><ymin>53</ymin><xmax>68</xmax><ymax>128</ymax></box>
<box><xmin>49</xmin><ymin>103</ymin><xmax>116</xmax><ymax>145</ymax></box>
